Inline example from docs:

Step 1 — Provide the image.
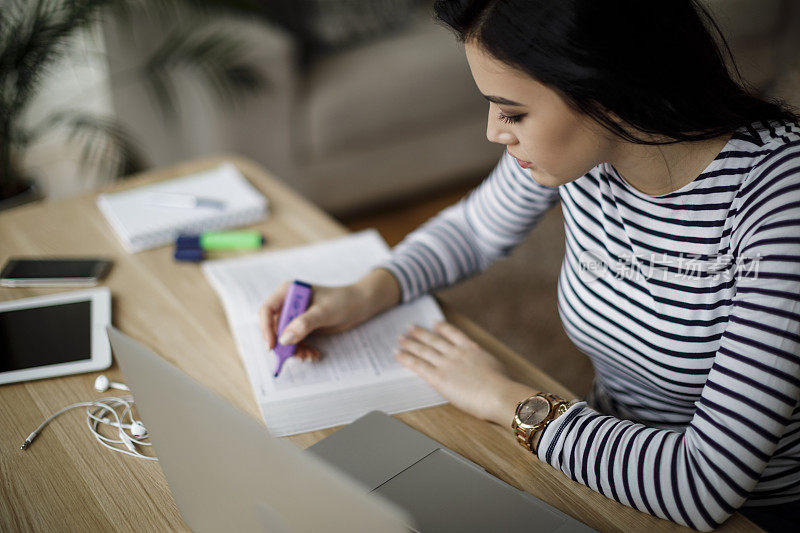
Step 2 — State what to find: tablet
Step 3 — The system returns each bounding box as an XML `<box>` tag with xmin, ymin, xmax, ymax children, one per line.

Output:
<box><xmin>0</xmin><ymin>287</ymin><xmax>112</xmax><ymax>385</ymax></box>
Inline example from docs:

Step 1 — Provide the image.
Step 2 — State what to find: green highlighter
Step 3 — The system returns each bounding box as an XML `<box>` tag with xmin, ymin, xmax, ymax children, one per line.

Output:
<box><xmin>176</xmin><ymin>231</ymin><xmax>265</xmax><ymax>251</ymax></box>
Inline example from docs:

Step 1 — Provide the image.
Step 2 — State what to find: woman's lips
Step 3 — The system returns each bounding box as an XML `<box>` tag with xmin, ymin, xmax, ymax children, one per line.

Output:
<box><xmin>509</xmin><ymin>151</ymin><xmax>533</xmax><ymax>169</ymax></box>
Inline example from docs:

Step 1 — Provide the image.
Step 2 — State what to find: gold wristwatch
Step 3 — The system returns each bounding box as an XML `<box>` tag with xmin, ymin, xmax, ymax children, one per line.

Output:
<box><xmin>512</xmin><ymin>392</ymin><xmax>574</xmax><ymax>454</ymax></box>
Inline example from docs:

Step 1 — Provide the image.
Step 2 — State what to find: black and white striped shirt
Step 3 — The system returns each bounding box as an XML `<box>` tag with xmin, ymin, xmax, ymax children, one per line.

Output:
<box><xmin>378</xmin><ymin>119</ymin><xmax>800</xmax><ymax>530</ymax></box>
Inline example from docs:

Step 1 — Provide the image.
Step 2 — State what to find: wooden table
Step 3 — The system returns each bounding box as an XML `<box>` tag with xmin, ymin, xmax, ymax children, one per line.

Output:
<box><xmin>0</xmin><ymin>157</ymin><xmax>758</xmax><ymax>532</ymax></box>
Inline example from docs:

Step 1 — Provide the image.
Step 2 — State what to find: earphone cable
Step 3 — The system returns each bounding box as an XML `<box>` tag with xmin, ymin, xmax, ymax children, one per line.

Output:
<box><xmin>21</xmin><ymin>401</ymin><xmax>98</xmax><ymax>450</ymax></box>
<box><xmin>21</xmin><ymin>395</ymin><xmax>156</xmax><ymax>461</ymax></box>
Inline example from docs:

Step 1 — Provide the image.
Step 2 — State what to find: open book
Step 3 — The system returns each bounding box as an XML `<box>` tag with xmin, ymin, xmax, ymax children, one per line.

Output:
<box><xmin>202</xmin><ymin>229</ymin><xmax>446</xmax><ymax>436</ymax></box>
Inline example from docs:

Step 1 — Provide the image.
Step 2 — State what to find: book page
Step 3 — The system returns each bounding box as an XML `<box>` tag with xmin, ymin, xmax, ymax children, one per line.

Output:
<box><xmin>202</xmin><ymin>229</ymin><xmax>446</xmax><ymax>435</ymax></box>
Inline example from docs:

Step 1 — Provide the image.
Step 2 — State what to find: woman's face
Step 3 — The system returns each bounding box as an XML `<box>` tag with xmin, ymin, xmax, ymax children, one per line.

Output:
<box><xmin>465</xmin><ymin>41</ymin><xmax>615</xmax><ymax>187</ymax></box>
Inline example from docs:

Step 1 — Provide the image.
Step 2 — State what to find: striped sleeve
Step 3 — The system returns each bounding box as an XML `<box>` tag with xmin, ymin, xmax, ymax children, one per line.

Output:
<box><xmin>376</xmin><ymin>151</ymin><xmax>560</xmax><ymax>302</ymax></box>
<box><xmin>536</xmin><ymin>144</ymin><xmax>800</xmax><ymax>531</ymax></box>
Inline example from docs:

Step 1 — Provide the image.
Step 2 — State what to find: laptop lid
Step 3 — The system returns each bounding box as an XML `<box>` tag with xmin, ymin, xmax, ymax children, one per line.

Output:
<box><xmin>106</xmin><ymin>326</ymin><xmax>412</xmax><ymax>533</ymax></box>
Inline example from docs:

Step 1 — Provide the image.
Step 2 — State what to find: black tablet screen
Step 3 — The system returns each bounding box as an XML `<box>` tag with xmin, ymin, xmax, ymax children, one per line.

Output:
<box><xmin>0</xmin><ymin>301</ymin><xmax>91</xmax><ymax>371</ymax></box>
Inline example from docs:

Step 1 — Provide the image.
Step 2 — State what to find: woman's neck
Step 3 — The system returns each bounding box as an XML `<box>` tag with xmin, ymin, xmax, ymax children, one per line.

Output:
<box><xmin>609</xmin><ymin>134</ymin><xmax>732</xmax><ymax>196</ymax></box>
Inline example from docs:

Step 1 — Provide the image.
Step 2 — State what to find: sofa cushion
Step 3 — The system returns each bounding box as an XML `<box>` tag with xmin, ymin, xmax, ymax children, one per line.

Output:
<box><xmin>302</xmin><ymin>13</ymin><xmax>486</xmax><ymax>158</ymax></box>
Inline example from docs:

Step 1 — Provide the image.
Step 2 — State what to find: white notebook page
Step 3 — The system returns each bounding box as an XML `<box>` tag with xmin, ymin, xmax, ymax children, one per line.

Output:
<box><xmin>202</xmin><ymin>229</ymin><xmax>446</xmax><ymax>435</ymax></box>
<box><xmin>97</xmin><ymin>163</ymin><xmax>268</xmax><ymax>252</ymax></box>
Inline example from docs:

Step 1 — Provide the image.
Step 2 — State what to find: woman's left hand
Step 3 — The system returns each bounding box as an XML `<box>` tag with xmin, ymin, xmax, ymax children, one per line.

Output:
<box><xmin>395</xmin><ymin>321</ymin><xmax>535</xmax><ymax>426</ymax></box>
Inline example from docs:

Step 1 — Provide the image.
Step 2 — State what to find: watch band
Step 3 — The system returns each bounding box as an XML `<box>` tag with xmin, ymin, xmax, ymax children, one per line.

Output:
<box><xmin>512</xmin><ymin>393</ymin><xmax>576</xmax><ymax>454</ymax></box>
<box><xmin>530</xmin><ymin>398</ymin><xmax>578</xmax><ymax>454</ymax></box>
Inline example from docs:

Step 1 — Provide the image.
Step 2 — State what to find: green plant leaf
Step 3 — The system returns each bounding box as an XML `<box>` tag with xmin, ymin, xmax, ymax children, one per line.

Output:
<box><xmin>33</xmin><ymin>110</ymin><xmax>146</xmax><ymax>179</ymax></box>
<box><xmin>1</xmin><ymin>0</ymin><xmax>267</xmax><ymax>188</ymax></box>
<box><xmin>0</xmin><ymin>0</ymin><xmax>114</xmax><ymax>115</ymax></box>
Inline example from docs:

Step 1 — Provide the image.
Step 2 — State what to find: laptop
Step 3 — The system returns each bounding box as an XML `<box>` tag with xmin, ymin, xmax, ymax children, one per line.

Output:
<box><xmin>107</xmin><ymin>326</ymin><xmax>594</xmax><ymax>532</ymax></box>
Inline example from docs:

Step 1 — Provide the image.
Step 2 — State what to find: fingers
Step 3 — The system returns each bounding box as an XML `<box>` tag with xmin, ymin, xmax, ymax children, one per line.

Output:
<box><xmin>395</xmin><ymin>349</ymin><xmax>438</xmax><ymax>384</ymax></box>
<box><xmin>264</xmin><ymin>303</ymin><xmax>284</xmax><ymax>349</ymax></box>
<box><xmin>271</xmin><ymin>310</ymin><xmax>321</xmax><ymax>360</ymax></box>
<box><xmin>404</xmin><ymin>325</ymin><xmax>453</xmax><ymax>355</ymax></box>
<box><xmin>397</xmin><ymin>333</ymin><xmax>443</xmax><ymax>367</ymax></box>
<box><xmin>432</xmin><ymin>321</ymin><xmax>475</xmax><ymax>347</ymax></box>
<box><xmin>270</xmin><ymin>311</ymin><xmax>279</xmax><ymax>348</ymax></box>
<box><xmin>259</xmin><ymin>280</ymin><xmax>292</xmax><ymax>347</ymax></box>
<box><xmin>279</xmin><ymin>305</ymin><xmax>327</xmax><ymax>345</ymax></box>
<box><xmin>260</xmin><ymin>281</ymin><xmax>324</xmax><ymax>365</ymax></box>
<box><xmin>259</xmin><ymin>303</ymin><xmax>271</xmax><ymax>346</ymax></box>
<box><xmin>295</xmin><ymin>344</ymin><xmax>321</xmax><ymax>362</ymax></box>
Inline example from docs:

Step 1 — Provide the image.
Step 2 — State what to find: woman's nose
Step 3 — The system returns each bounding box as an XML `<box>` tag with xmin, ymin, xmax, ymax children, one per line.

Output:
<box><xmin>486</xmin><ymin>110</ymin><xmax>516</xmax><ymax>146</ymax></box>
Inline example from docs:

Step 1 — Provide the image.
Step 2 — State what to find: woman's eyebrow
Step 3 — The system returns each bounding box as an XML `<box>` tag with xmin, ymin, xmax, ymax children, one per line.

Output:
<box><xmin>482</xmin><ymin>94</ymin><xmax>524</xmax><ymax>106</ymax></box>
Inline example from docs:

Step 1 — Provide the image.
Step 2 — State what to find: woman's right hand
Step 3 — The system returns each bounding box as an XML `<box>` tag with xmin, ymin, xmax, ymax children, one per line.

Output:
<box><xmin>258</xmin><ymin>279</ymin><xmax>382</xmax><ymax>361</ymax></box>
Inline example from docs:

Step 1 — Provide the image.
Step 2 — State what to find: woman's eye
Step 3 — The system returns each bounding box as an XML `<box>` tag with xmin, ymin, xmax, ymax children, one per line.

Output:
<box><xmin>498</xmin><ymin>112</ymin><xmax>524</xmax><ymax>124</ymax></box>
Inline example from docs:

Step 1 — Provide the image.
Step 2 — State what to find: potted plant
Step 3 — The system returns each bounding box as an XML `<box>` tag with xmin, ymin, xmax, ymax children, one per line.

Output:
<box><xmin>0</xmin><ymin>0</ymin><xmax>264</xmax><ymax>210</ymax></box>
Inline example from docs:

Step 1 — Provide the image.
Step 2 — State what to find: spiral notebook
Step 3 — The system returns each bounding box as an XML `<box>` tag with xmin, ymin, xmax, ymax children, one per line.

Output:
<box><xmin>97</xmin><ymin>163</ymin><xmax>269</xmax><ymax>253</ymax></box>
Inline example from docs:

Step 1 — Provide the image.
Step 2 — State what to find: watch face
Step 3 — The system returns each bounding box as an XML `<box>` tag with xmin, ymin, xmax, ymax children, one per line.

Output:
<box><xmin>518</xmin><ymin>396</ymin><xmax>550</xmax><ymax>425</ymax></box>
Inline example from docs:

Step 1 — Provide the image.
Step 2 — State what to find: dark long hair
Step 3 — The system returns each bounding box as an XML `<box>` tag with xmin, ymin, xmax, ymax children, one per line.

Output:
<box><xmin>433</xmin><ymin>0</ymin><xmax>798</xmax><ymax>145</ymax></box>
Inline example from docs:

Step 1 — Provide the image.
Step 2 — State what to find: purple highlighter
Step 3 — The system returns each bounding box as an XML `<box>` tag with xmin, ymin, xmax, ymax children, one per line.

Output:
<box><xmin>273</xmin><ymin>280</ymin><xmax>313</xmax><ymax>378</ymax></box>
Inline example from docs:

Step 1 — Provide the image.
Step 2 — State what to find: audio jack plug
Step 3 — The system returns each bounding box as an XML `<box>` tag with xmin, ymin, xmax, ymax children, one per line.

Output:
<box><xmin>21</xmin><ymin>430</ymin><xmax>39</xmax><ymax>450</ymax></box>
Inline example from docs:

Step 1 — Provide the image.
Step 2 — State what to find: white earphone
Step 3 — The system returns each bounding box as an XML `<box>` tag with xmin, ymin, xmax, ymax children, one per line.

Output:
<box><xmin>97</xmin><ymin>417</ymin><xmax>148</xmax><ymax>438</ymax></box>
<box><xmin>20</xmin><ymin>376</ymin><xmax>155</xmax><ymax>461</ymax></box>
<box><xmin>94</xmin><ymin>375</ymin><xmax>130</xmax><ymax>393</ymax></box>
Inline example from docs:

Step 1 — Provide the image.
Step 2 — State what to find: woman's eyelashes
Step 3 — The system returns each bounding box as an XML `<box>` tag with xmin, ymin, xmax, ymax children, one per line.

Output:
<box><xmin>497</xmin><ymin>112</ymin><xmax>526</xmax><ymax>124</ymax></box>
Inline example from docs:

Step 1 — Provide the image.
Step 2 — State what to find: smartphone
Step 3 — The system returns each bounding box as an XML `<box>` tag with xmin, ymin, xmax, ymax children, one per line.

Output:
<box><xmin>0</xmin><ymin>258</ymin><xmax>112</xmax><ymax>287</ymax></box>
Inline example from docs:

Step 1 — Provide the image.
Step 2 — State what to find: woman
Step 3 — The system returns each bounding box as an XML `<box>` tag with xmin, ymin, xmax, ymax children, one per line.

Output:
<box><xmin>260</xmin><ymin>1</ymin><xmax>800</xmax><ymax>530</ymax></box>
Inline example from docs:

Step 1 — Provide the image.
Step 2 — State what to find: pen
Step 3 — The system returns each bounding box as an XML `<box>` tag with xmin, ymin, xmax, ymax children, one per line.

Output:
<box><xmin>273</xmin><ymin>281</ymin><xmax>313</xmax><ymax>378</ymax></box>
<box><xmin>176</xmin><ymin>231</ymin><xmax>265</xmax><ymax>251</ymax></box>
<box><xmin>144</xmin><ymin>192</ymin><xmax>226</xmax><ymax>210</ymax></box>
